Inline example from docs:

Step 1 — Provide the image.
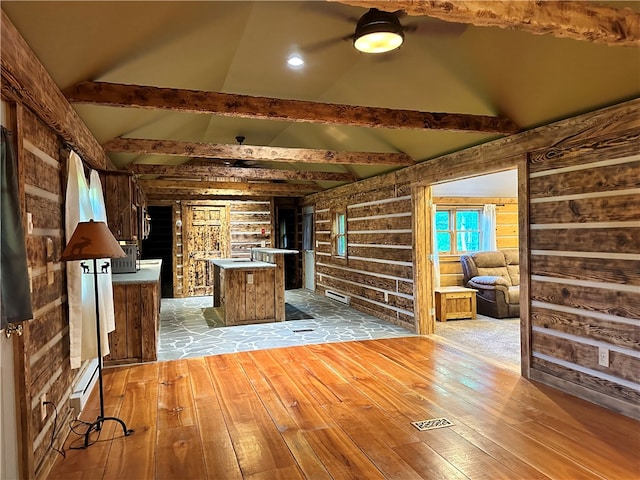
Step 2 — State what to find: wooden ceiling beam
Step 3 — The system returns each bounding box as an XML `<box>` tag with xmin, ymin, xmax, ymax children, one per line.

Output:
<box><xmin>65</xmin><ymin>81</ymin><xmax>519</xmax><ymax>134</ymax></box>
<box><xmin>129</xmin><ymin>163</ymin><xmax>356</xmax><ymax>182</ymax></box>
<box><xmin>334</xmin><ymin>0</ymin><xmax>640</xmax><ymax>47</ymax></box>
<box><xmin>139</xmin><ymin>179</ymin><xmax>318</xmax><ymax>196</ymax></box>
<box><xmin>104</xmin><ymin>137</ymin><xmax>414</xmax><ymax>166</ymax></box>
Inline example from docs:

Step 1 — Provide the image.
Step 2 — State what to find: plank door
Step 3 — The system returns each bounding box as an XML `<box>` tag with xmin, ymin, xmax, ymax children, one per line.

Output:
<box><xmin>184</xmin><ymin>205</ymin><xmax>229</xmax><ymax>296</ymax></box>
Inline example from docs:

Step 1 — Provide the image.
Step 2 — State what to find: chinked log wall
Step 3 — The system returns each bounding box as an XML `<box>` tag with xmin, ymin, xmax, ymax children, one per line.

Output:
<box><xmin>314</xmin><ymin>181</ymin><xmax>416</xmax><ymax>330</ymax></box>
<box><xmin>11</xmin><ymin>106</ymin><xmax>76</xmax><ymax>479</ymax></box>
<box><xmin>229</xmin><ymin>199</ymin><xmax>272</xmax><ymax>258</ymax></box>
<box><xmin>527</xmin><ymin>129</ymin><xmax>640</xmax><ymax>414</ymax></box>
<box><xmin>306</xmin><ymin>98</ymin><xmax>639</xmax><ymax>417</ymax></box>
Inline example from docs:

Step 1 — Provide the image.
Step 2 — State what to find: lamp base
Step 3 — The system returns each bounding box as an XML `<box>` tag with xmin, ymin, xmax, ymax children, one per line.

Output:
<box><xmin>83</xmin><ymin>415</ymin><xmax>134</xmax><ymax>448</ymax></box>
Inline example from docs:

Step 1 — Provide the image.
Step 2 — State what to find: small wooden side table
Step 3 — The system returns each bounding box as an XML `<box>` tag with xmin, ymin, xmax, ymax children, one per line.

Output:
<box><xmin>434</xmin><ymin>286</ymin><xmax>477</xmax><ymax>322</ymax></box>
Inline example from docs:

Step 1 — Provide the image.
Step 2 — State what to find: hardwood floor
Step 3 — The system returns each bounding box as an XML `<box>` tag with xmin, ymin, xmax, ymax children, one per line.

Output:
<box><xmin>47</xmin><ymin>337</ymin><xmax>640</xmax><ymax>480</ymax></box>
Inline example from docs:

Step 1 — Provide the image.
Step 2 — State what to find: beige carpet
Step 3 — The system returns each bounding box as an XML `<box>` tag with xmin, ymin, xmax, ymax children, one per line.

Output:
<box><xmin>433</xmin><ymin>315</ymin><xmax>520</xmax><ymax>371</ymax></box>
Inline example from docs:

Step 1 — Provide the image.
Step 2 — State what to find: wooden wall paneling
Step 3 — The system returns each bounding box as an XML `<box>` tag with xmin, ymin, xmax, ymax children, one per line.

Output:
<box><xmin>12</xmin><ymin>104</ymin><xmax>75</xmax><ymax>479</ymax></box>
<box><xmin>528</xmin><ymin>137</ymin><xmax>640</xmax><ymax>417</ymax></box>
<box><xmin>229</xmin><ymin>200</ymin><xmax>271</xmax><ymax>258</ymax></box>
<box><xmin>107</xmin><ymin>285</ymin><xmax>129</xmax><ymax>361</ymax></box>
<box><xmin>517</xmin><ymin>159</ymin><xmax>531</xmax><ymax>378</ymax></box>
<box><xmin>173</xmin><ymin>204</ymin><xmax>184</xmax><ymax>297</ymax></box>
<box><xmin>530</xmin><ymin>255</ymin><xmax>640</xmax><ymax>286</ymax></box>
<box><xmin>530</xmin><ymin>307</ymin><xmax>639</xmax><ymax>351</ymax></box>
<box><xmin>141</xmin><ymin>283</ymin><xmax>159</xmax><ymax>362</ymax></box>
<box><xmin>412</xmin><ymin>186</ymin><xmax>433</xmax><ymax>334</ymax></box>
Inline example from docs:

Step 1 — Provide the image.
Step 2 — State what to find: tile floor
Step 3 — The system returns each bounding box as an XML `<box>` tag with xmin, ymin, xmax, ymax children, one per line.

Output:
<box><xmin>158</xmin><ymin>289</ymin><xmax>418</xmax><ymax>361</ymax></box>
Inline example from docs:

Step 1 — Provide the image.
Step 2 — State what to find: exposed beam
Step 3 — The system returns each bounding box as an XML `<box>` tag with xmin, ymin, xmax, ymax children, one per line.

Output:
<box><xmin>129</xmin><ymin>163</ymin><xmax>356</xmax><ymax>182</ymax></box>
<box><xmin>66</xmin><ymin>82</ymin><xmax>519</xmax><ymax>134</ymax></box>
<box><xmin>105</xmin><ymin>137</ymin><xmax>414</xmax><ymax>166</ymax></box>
<box><xmin>139</xmin><ymin>179</ymin><xmax>319</xmax><ymax>197</ymax></box>
<box><xmin>334</xmin><ymin>0</ymin><xmax>640</xmax><ymax>47</ymax></box>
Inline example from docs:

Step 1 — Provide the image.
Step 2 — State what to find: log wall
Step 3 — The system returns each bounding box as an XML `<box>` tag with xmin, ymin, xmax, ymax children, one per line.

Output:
<box><xmin>527</xmin><ymin>130</ymin><xmax>640</xmax><ymax>415</ymax></box>
<box><xmin>8</xmin><ymin>105</ymin><xmax>78</xmax><ymax>479</ymax></box>
<box><xmin>313</xmin><ymin>182</ymin><xmax>416</xmax><ymax>330</ymax></box>
<box><xmin>307</xmin><ymin>98</ymin><xmax>639</xmax><ymax>417</ymax></box>
<box><xmin>229</xmin><ymin>199</ymin><xmax>272</xmax><ymax>258</ymax></box>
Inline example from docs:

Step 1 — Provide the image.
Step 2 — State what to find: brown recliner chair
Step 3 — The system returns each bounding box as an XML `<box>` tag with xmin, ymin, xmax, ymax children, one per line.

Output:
<box><xmin>459</xmin><ymin>249</ymin><xmax>520</xmax><ymax>319</ymax></box>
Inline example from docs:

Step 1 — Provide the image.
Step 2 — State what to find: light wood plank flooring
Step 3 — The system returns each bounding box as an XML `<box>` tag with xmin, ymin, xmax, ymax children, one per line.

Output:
<box><xmin>48</xmin><ymin>337</ymin><xmax>640</xmax><ymax>479</ymax></box>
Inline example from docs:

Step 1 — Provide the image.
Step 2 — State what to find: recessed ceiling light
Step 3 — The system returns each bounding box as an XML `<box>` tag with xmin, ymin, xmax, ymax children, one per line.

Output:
<box><xmin>287</xmin><ymin>54</ymin><xmax>304</xmax><ymax>68</ymax></box>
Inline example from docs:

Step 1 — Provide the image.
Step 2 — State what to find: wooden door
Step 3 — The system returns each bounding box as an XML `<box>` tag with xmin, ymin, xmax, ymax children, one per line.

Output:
<box><xmin>184</xmin><ymin>205</ymin><xmax>229</xmax><ymax>296</ymax></box>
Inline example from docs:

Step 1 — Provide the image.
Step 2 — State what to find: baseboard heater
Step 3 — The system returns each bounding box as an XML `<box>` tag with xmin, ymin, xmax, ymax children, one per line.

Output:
<box><xmin>325</xmin><ymin>290</ymin><xmax>350</xmax><ymax>305</ymax></box>
<box><xmin>70</xmin><ymin>358</ymin><xmax>98</xmax><ymax>413</ymax></box>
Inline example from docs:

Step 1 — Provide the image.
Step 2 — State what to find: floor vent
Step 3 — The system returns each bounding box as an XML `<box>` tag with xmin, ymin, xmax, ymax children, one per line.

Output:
<box><xmin>325</xmin><ymin>290</ymin><xmax>350</xmax><ymax>305</ymax></box>
<box><xmin>411</xmin><ymin>417</ymin><xmax>454</xmax><ymax>431</ymax></box>
<box><xmin>292</xmin><ymin>328</ymin><xmax>314</xmax><ymax>333</ymax></box>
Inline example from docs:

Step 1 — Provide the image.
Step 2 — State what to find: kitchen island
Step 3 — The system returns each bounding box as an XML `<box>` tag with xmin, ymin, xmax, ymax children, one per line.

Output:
<box><xmin>251</xmin><ymin>248</ymin><xmax>299</xmax><ymax>322</ymax></box>
<box><xmin>211</xmin><ymin>259</ymin><xmax>278</xmax><ymax>326</ymax></box>
<box><xmin>105</xmin><ymin>259</ymin><xmax>162</xmax><ymax>365</ymax></box>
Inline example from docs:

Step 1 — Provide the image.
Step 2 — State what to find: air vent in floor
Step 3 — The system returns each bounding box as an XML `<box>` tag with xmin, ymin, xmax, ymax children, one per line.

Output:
<box><xmin>411</xmin><ymin>417</ymin><xmax>454</xmax><ymax>431</ymax></box>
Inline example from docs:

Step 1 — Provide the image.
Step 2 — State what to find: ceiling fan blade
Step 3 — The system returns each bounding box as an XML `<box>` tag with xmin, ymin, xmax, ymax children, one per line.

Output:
<box><xmin>301</xmin><ymin>34</ymin><xmax>354</xmax><ymax>54</ymax></box>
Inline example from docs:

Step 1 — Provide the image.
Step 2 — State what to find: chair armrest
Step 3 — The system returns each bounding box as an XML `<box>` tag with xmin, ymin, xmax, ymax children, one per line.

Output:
<box><xmin>467</xmin><ymin>276</ymin><xmax>510</xmax><ymax>290</ymax></box>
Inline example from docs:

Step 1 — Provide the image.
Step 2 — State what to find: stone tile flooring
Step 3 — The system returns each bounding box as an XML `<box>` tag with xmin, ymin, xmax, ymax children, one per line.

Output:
<box><xmin>158</xmin><ymin>289</ymin><xmax>418</xmax><ymax>361</ymax></box>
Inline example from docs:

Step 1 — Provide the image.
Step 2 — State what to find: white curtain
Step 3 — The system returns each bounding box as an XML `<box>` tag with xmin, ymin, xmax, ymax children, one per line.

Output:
<box><xmin>481</xmin><ymin>203</ymin><xmax>497</xmax><ymax>251</ymax></box>
<box><xmin>65</xmin><ymin>152</ymin><xmax>114</xmax><ymax>368</ymax></box>
<box><xmin>431</xmin><ymin>204</ymin><xmax>440</xmax><ymax>288</ymax></box>
<box><xmin>90</xmin><ymin>171</ymin><xmax>116</xmax><ymax>337</ymax></box>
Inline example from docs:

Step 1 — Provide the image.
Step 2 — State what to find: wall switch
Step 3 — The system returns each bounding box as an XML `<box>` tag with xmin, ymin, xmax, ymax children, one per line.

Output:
<box><xmin>247</xmin><ymin>273</ymin><xmax>254</xmax><ymax>284</ymax></box>
<box><xmin>40</xmin><ymin>394</ymin><xmax>47</xmax><ymax>421</ymax></box>
<box><xmin>27</xmin><ymin>212</ymin><xmax>33</xmax><ymax>234</ymax></box>
<box><xmin>598</xmin><ymin>347</ymin><xmax>609</xmax><ymax>367</ymax></box>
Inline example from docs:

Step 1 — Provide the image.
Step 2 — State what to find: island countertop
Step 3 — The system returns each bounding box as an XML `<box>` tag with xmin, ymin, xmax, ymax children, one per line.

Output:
<box><xmin>251</xmin><ymin>248</ymin><xmax>299</xmax><ymax>255</ymax></box>
<box><xmin>111</xmin><ymin>259</ymin><xmax>162</xmax><ymax>285</ymax></box>
<box><xmin>210</xmin><ymin>259</ymin><xmax>276</xmax><ymax>270</ymax></box>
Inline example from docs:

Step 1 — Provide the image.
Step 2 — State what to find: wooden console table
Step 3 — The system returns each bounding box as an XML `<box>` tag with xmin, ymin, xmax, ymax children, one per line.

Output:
<box><xmin>434</xmin><ymin>286</ymin><xmax>477</xmax><ymax>322</ymax></box>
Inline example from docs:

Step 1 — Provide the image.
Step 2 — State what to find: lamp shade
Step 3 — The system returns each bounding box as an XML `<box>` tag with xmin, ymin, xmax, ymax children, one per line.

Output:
<box><xmin>353</xmin><ymin>9</ymin><xmax>404</xmax><ymax>54</ymax></box>
<box><xmin>60</xmin><ymin>220</ymin><xmax>126</xmax><ymax>261</ymax></box>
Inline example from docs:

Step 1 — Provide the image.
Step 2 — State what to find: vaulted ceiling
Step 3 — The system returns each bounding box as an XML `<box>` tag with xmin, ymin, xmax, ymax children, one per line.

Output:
<box><xmin>2</xmin><ymin>1</ymin><xmax>639</xmax><ymax>201</ymax></box>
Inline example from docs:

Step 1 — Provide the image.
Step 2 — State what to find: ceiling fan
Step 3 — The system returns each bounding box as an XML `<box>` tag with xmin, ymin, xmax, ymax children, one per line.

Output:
<box><xmin>302</xmin><ymin>7</ymin><xmax>465</xmax><ymax>55</ymax></box>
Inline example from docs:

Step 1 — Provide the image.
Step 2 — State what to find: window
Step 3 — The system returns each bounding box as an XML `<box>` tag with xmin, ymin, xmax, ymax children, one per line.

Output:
<box><xmin>334</xmin><ymin>211</ymin><xmax>347</xmax><ymax>257</ymax></box>
<box><xmin>436</xmin><ymin>208</ymin><xmax>481</xmax><ymax>254</ymax></box>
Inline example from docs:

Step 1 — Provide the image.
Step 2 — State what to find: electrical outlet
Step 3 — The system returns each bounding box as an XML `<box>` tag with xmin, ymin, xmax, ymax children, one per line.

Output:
<box><xmin>598</xmin><ymin>347</ymin><xmax>609</xmax><ymax>367</ymax></box>
<box><xmin>40</xmin><ymin>393</ymin><xmax>47</xmax><ymax>421</ymax></box>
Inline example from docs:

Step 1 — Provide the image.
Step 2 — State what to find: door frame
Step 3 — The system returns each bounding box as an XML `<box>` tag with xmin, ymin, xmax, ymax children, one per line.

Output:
<box><xmin>412</xmin><ymin>155</ymin><xmax>531</xmax><ymax>377</ymax></box>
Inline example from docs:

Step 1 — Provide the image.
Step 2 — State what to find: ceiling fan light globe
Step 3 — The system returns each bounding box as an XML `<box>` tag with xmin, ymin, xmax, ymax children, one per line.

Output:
<box><xmin>354</xmin><ymin>31</ymin><xmax>403</xmax><ymax>53</ymax></box>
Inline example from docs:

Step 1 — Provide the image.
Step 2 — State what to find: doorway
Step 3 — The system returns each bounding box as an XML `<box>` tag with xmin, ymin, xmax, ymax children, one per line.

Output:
<box><xmin>432</xmin><ymin>170</ymin><xmax>520</xmax><ymax>369</ymax></box>
<box><xmin>414</xmin><ymin>161</ymin><xmax>529</xmax><ymax>374</ymax></box>
<box><xmin>142</xmin><ymin>206</ymin><xmax>173</xmax><ymax>297</ymax></box>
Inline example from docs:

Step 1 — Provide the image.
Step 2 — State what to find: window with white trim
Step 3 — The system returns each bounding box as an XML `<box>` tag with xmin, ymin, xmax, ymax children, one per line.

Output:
<box><xmin>333</xmin><ymin>211</ymin><xmax>347</xmax><ymax>257</ymax></box>
<box><xmin>435</xmin><ymin>208</ymin><xmax>481</xmax><ymax>254</ymax></box>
